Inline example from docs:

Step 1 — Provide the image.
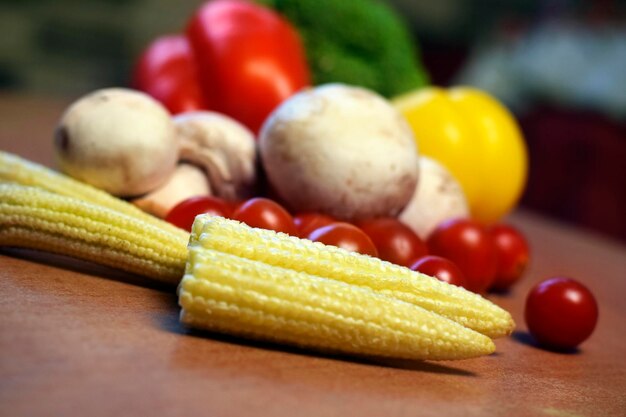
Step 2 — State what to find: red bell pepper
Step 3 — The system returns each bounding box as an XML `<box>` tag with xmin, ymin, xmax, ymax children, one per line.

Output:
<box><xmin>133</xmin><ymin>34</ymin><xmax>209</xmax><ymax>115</ymax></box>
<box><xmin>134</xmin><ymin>0</ymin><xmax>310</xmax><ymax>133</ymax></box>
<box><xmin>186</xmin><ymin>0</ymin><xmax>310</xmax><ymax>133</ymax></box>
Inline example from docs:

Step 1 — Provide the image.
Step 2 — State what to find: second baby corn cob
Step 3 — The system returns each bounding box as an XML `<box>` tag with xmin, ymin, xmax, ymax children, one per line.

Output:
<box><xmin>191</xmin><ymin>216</ymin><xmax>514</xmax><ymax>339</ymax></box>
<box><xmin>180</xmin><ymin>246</ymin><xmax>495</xmax><ymax>360</ymax></box>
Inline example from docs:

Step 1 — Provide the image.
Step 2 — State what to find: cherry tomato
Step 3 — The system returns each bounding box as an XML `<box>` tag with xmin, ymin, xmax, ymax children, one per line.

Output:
<box><xmin>186</xmin><ymin>0</ymin><xmax>310</xmax><ymax>133</ymax></box>
<box><xmin>427</xmin><ymin>218</ymin><xmax>497</xmax><ymax>293</ymax></box>
<box><xmin>165</xmin><ymin>195</ymin><xmax>231</xmax><ymax>232</ymax></box>
<box><xmin>232</xmin><ymin>197</ymin><xmax>296</xmax><ymax>235</ymax></box>
<box><xmin>307</xmin><ymin>223</ymin><xmax>378</xmax><ymax>257</ymax></box>
<box><xmin>133</xmin><ymin>35</ymin><xmax>209</xmax><ymax>114</ymax></box>
<box><xmin>293</xmin><ymin>213</ymin><xmax>335</xmax><ymax>239</ymax></box>
<box><xmin>489</xmin><ymin>224</ymin><xmax>530</xmax><ymax>291</ymax></box>
<box><xmin>356</xmin><ymin>218</ymin><xmax>428</xmax><ymax>267</ymax></box>
<box><xmin>410</xmin><ymin>256</ymin><xmax>468</xmax><ymax>288</ymax></box>
<box><xmin>525</xmin><ymin>277</ymin><xmax>598</xmax><ymax>350</ymax></box>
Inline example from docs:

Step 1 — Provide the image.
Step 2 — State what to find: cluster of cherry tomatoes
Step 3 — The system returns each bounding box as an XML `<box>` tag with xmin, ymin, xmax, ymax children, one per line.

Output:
<box><xmin>165</xmin><ymin>195</ymin><xmax>529</xmax><ymax>295</ymax></box>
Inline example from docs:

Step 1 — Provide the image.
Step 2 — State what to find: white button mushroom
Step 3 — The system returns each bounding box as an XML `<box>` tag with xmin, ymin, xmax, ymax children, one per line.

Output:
<box><xmin>175</xmin><ymin>111</ymin><xmax>257</xmax><ymax>201</ymax></box>
<box><xmin>53</xmin><ymin>88</ymin><xmax>178</xmax><ymax>197</ymax></box>
<box><xmin>399</xmin><ymin>156</ymin><xmax>470</xmax><ymax>239</ymax></box>
<box><xmin>259</xmin><ymin>83</ymin><xmax>419</xmax><ymax>220</ymax></box>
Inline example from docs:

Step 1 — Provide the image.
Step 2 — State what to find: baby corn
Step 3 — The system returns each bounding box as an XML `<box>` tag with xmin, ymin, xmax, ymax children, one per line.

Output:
<box><xmin>191</xmin><ymin>216</ymin><xmax>514</xmax><ymax>338</ymax></box>
<box><xmin>0</xmin><ymin>184</ymin><xmax>187</xmax><ymax>284</ymax></box>
<box><xmin>0</xmin><ymin>151</ymin><xmax>188</xmax><ymax>242</ymax></box>
<box><xmin>180</xmin><ymin>247</ymin><xmax>495</xmax><ymax>360</ymax></box>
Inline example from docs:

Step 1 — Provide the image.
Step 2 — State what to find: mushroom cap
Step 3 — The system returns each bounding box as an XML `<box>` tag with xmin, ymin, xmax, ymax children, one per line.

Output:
<box><xmin>54</xmin><ymin>88</ymin><xmax>177</xmax><ymax>197</ymax></box>
<box><xmin>259</xmin><ymin>84</ymin><xmax>419</xmax><ymax>220</ymax></box>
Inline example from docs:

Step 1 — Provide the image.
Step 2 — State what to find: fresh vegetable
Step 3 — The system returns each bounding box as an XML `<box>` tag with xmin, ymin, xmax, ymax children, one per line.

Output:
<box><xmin>411</xmin><ymin>256</ymin><xmax>467</xmax><ymax>289</ymax></box>
<box><xmin>356</xmin><ymin>218</ymin><xmax>428</xmax><ymax>267</ymax></box>
<box><xmin>293</xmin><ymin>212</ymin><xmax>335</xmax><ymax>239</ymax></box>
<box><xmin>0</xmin><ymin>151</ymin><xmax>187</xmax><ymax>239</ymax></box>
<box><xmin>182</xmin><ymin>219</ymin><xmax>493</xmax><ymax>361</ymax></box>
<box><xmin>525</xmin><ymin>277</ymin><xmax>598</xmax><ymax>349</ymax></box>
<box><xmin>259</xmin><ymin>84</ymin><xmax>419</xmax><ymax>221</ymax></box>
<box><xmin>190</xmin><ymin>215</ymin><xmax>514</xmax><ymax>338</ymax></box>
<box><xmin>0</xmin><ymin>184</ymin><xmax>188</xmax><ymax>284</ymax></box>
<box><xmin>399</xmin><ymin>156</ymin><xmax>469</xmax><ymax>239</ymax></box>
<box><xmin>307</xmin><ymin>222</ymin><xmax>378</xmax><ymax>257</ymax></box>
<box><xmin>165</xmin><ymin>195</ymin><xmax>232</xmax><ymax>232</ymax></box>
<box><xmin>174</xmin><ymin>111</ymin><xmax>257</xmax><ymax>201</ymax></box>
<box><xmin>186</xmin><ymin>0</ymin><xmax>310</xmax><ymax>133</ymax></box>
<box><xmin>256</xmin><ymin>0</ymin><xmax>428</xmax><ymax>97</ymax></box>
<box><xmin>133</xmin><ymin>35</ymin><xmax>208</xmax><ymax>115</ymax></box>
<box><xmin>427</xmin><ymin>218</ymin><xmax>498</xmax><ymax>293</ymax></box>
<box><xmin>393</xmin><ymin>87</ymin><xmax>528</xmax><ymax>224</ymax></box>
<box><xmin>489</xmin><ymin>224</ymin><xmax>530</xmax><ymax>291</ymax></box>
<box><xmin>231</xmin><ymin>197</ymin><xmax>296</xmax><ymax>235</ymax></box>
<box><xmin>54</xmin><ymin>88</ymin><xmax>178</xmax><ymax>197</ymax></box>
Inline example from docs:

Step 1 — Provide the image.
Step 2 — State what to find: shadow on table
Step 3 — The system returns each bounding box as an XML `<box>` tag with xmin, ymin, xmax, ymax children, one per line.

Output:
<box><xmin>157</xmin><ymin>308</ymin><xmax>477</xmax><ymax>377</ymax></box>
<box><xmin>511</xmin><ymin>331</ymin><xmax>581</xmax><ymax>355</ymax></box>
<box><xmin>1</xmin><ymin>247</ymin><xmax>177</xmax><ymax>293</ymax></box>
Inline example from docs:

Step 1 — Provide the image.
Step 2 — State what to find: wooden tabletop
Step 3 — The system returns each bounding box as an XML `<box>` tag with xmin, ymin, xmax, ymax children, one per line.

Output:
<box><xmin>1</xmin><ymin>94</ymin><xmax>625</xmax><ymax>417</ymax></box>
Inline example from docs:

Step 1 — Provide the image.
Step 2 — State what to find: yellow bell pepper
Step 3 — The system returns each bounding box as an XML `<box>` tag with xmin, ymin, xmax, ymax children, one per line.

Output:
<box><xmin>393</xmin><ymin>87</ymin><xmax>528</xmax><ymax>224</ymax></box>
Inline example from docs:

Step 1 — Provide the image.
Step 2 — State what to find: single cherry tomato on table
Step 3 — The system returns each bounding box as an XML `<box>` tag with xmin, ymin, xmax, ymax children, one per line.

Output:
<box><xmin>525</xmin><ymin>277</ymin><xmax>598</xmax><ymax>350</ymax></box>
<box><xmin>410</xmin><ymin>255</ymin><xmax>467</xmax><ymax>288</ymax></box>
<box><xmin>232</xmin><ymin>197</ymin><xmax>296</xmax><ymax>235</ymax></box>
<box><xmin>427</xmin><ymin>218</ymin><xmax>497</xmax><ymax>293</ymax></box>
<box><xmin>133</xmin><ymin>35</ymin><xmax>209</xmax><ymax>114</ymax></box>
<box><xmin>165</xmin><ymin>195</ymin><xmax>231</xmax><ymax>232</ymax></box>
<box><xmin>356</xmin><ymin>218</ymin><xmax>428</xmax><ymax>267</ymax></box>
<box><xmin>293</xmin><ymin>212</ymin><xmax>335</xmax><ymax>239</ymax></box>
<box><xmin>307</xmin><ymin>223</ymin><xmax>378</xmax><ymax>257</ymax></box>
<box><xmin>489</xmin><ymin>224</ymin><xmax>530</xmax><ymax>291</ymax></box>
<box><xmin>186</xmin><ymin>0</ymin><xmax>310</xmax><ymax>132</ymax></box>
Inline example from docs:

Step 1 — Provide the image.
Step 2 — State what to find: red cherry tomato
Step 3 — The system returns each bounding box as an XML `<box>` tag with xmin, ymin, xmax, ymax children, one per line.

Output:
<box><xmin>427</xmin><ymin>218</ymin><xmax>497</xmax><ymax>293</ymax></box>
<box><xmin>165</xmin><ymin>195</ymin><xmax>231</xmax><ymax>232</ymax></box>
<box><xmin>133</xmin><ymin>34</ymin><xmax>209</xmax><ymax>114</ymax></box>
<box><xmin>293</xmin><ymin>213</ymin><xmax>336</xmax><ymax>239</ymax></box>
<box><xmin>489</xmin><ymin>224</ymin><xmax>530</xmax><ymax>291</ymax></box>
<box><xmin>525</xmin><ymin>277</ymin><xmax>598</xmax><ymax>350</ymax></box>
<box><xmin>232</xmin><ymin>197</ymin><xmax>296</xmax><ymax>235</ymax></box>
<box><xmin>186</xmin><ymin>0</ymin><xmax>310</xmax><ymax>133</ymax></box>
<box><xmin>410</xmin><ymin>256</ymin><xmax>468</xmax><ymax>288</ymax></box>
<box><xmin>356</xmin><ymin>218</ymin><xmax>428</xmax><ymax>267</ymax></box>
<box><xmin>307</xmin><ymin>223</ymin><xmax>378</xmax><ymax>257</ymax></box>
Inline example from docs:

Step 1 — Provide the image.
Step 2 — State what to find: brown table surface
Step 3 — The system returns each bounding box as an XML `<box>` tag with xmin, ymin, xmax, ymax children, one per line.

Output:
<box><xmin>1</xmin><ymin>94</ymin><xmax>625</xmax><ymax>417</ymax></box>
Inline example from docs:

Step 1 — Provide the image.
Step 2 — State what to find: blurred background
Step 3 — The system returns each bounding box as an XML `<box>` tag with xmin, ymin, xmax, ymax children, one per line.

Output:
<box><xmin>0</xmin><ymin>0</ymin><xmax>624</xmax><ymax>242</ymax></box>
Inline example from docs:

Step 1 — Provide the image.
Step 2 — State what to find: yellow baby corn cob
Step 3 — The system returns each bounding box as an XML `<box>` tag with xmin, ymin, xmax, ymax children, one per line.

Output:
<box><xmin>0</xmin><ymin>151</ymin><xmax>188</xmax><ymax>242</ymax></box>
<box><xmin>0</xmin><ymin>184</ymin><xmax>187</xmax><ymax>284</ymax></box>
<box><xmin>180</xmin><ymin>247</ymin><xmax>495</xmax><ymax>360</ymax></box>
<box><xmin>191</xmin><ymin>216</ymin><xmax>514</xmax><ymax>339</ymax></box>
